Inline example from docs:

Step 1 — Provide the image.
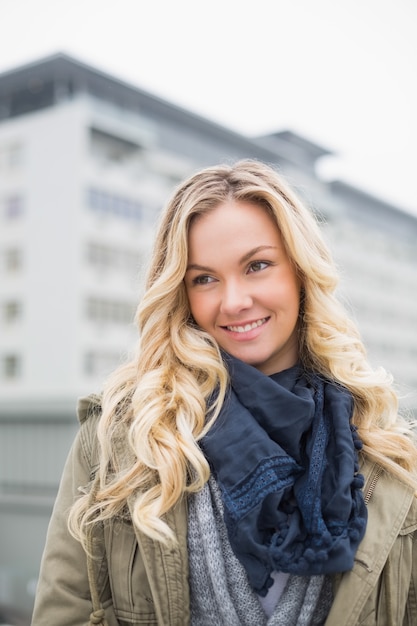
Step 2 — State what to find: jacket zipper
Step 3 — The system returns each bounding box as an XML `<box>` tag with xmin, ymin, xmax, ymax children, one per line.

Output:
<box><xmin>363</xmin><ymin>465</ymin><xmax>383</xmax><ymax>505</ymax></box>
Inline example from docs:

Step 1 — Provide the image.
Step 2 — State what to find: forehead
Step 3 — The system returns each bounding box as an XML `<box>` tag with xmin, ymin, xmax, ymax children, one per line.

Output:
<box><xmin>190</xmin><ymin>199</ymin><xmax>278</xmax><ymax>236</ymax></box>
<box><xmin>188</xmin><ymin>200</ymin><xmax>283</xmax><ymax>260</ymax></box>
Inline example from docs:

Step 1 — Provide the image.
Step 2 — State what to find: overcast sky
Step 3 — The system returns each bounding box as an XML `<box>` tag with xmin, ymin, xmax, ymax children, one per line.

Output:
<box><xmin>1</xmin><ymin>0</ymin><xmax>416</xmax><ymax>215</ymax></box>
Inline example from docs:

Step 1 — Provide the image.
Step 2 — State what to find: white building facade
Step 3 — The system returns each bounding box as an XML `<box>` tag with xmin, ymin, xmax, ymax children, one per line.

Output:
<box><xmin>0</xmin><ymin>54</ymin><xmax>416</xmax><ymax>616</ymax></box>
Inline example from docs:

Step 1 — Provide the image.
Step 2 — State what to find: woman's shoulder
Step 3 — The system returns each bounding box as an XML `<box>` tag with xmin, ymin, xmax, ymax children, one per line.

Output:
<box><xmin>77</xmin><ymin>392</ymin><xmax>102</xmax><ymax>424</ymax></box>
<box><xmin>75</xmin><ymin>393</ymin><xmax>133</xmax><ymax>473</ymax></box>
<box><xmin>75</xmin><ymin>393</ymin><xmax>103</xmax><ymax>472</ymax></box>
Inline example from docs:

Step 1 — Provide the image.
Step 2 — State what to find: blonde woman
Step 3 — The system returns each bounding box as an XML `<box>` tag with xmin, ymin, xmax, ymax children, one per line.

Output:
<box><xmin>32</xmin><ymin>160</ymin><xmax>417</xmax><ymax>626</ymax></box>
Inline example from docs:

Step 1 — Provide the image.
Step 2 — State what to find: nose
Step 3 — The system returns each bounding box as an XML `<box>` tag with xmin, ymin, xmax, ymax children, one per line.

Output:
<box><xmin>220</xmin><ymin>279</ymin><xmax>253</xmax><ymax>316</ymax></box>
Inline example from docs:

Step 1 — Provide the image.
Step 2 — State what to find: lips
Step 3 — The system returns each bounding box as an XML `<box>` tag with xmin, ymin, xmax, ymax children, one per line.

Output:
<box><xmin>224</xmin><ymin>317</ymin><xmax>268</xmax><ymax>333</ymax></box>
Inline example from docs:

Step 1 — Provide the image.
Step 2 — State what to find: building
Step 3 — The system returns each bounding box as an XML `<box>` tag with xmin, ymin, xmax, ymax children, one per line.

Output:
<box><xmin>0</xmin><ymin>53</ymin><xmax>416</xmax><ymax>616</ymax></box>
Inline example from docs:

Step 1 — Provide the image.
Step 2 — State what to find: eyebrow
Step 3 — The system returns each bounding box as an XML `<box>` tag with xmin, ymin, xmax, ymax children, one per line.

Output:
<box><xmin>186</xmin><ymin>245</ymin><xmax>277</xmax><ymax>272</ymax></box>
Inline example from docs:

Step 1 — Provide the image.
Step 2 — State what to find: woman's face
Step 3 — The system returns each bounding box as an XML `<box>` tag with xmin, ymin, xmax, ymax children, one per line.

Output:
<box><xmin>184</xmin><ymin>200</ymin><xmax>301</xmax><ymax>375</ymax></box>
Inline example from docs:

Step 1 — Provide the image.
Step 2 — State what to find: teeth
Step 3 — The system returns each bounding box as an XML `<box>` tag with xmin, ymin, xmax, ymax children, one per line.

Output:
<box><xmin>227</xmin><ymin>318</ymin><xmax>266</xmax><ymax>333</ymax></box>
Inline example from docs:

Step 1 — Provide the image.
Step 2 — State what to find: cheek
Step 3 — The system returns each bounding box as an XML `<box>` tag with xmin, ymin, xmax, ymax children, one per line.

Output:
<box><xmin>270</xmin><ymin>280</ymin><xmax>301</xmax><ymax>314</ymax></box>
<box><xmin>187</xmin><ymin>291</ymin><xmax>211</xmax><ymax>325</ymax></box>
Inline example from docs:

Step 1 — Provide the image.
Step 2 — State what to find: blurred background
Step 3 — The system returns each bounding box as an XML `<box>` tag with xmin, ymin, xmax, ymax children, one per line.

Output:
<box><xmin>0</xmin><ymin>0</ymin><xmax>416</xmax><ymax>621</ymax></box>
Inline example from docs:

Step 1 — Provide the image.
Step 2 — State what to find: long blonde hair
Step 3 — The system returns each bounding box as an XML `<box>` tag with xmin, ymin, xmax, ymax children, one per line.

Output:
<box><xmin>69</xmin><ymin>159</ymin><xmax>417</xmax><ymax>547</ymax></box>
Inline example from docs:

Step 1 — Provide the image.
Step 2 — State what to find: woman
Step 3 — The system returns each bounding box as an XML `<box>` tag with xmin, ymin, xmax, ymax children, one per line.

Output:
<box><xmin>32</xmin><ymin>160</ymin><xmax>417</xmax><ymax>626</ymax></box>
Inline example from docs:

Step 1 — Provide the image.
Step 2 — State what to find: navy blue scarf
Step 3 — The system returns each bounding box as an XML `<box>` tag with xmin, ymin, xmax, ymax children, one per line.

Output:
<box><xmin>201</xmin><ymin>355</ymin><xmax>367</xmax><ymax>596</ymax></box>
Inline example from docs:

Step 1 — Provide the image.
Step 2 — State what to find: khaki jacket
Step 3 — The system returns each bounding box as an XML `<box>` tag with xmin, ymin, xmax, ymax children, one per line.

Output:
<box><xmin>32</xmin><ymin>395</ymin><xmax>417</xmax><ymax>626</ymax></box>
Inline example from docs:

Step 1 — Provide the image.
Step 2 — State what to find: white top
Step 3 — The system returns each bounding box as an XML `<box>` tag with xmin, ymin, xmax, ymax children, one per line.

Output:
<box><xmin>257</xmin><ymin>571</ymin><xmax>290</xmax><ymax>617</ymax></box>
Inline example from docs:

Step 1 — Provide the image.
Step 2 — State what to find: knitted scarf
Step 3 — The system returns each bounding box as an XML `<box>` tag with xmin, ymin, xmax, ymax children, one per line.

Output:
<box><xmin>188</xmin><ymin>475</ymin><xmax>333</xmax><ymax>625</ymax></box>
<box><xmin>201</xmin><ymin>355</ymin><xmax>367</xmax><ymax>596</ymax></box>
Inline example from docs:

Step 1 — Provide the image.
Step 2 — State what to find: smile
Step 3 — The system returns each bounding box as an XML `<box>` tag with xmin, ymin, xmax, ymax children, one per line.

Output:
<box><xmin>225</xmin><ymin>318</ymin><xmax>268</xmax><ymax>333</ymax></box>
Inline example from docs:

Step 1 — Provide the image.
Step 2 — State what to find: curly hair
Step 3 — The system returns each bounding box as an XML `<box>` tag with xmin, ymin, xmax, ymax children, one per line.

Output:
<box><xmin>69</xmin><ymin>159</ymin><xmax>417</xmax><ymax>547</ymax></box>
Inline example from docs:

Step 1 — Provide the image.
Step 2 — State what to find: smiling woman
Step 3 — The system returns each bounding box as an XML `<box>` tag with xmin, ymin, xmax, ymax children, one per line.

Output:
<box><xmin>32</xmin><ymin>160</ymin><xmax>417</xmax><ymax>626</ymax></box>
<box><xmin>185</xmin><ymin>200</ymin><xmax>301</xmax><ymax>374</ymax></box>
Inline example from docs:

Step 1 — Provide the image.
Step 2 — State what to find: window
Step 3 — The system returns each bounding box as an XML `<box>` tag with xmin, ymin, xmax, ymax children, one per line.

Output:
<box><xmin>86</xmin><ymin>242</ymin><xmax>141</xmax><ymax>275</ymax></box>
<box><xmin>86</xmin><ymin>297</ymin><xmax>136</xmax><ymax>325</ymax></box>
<box><xmin>89</xmin><ymin>128</ymin><xmax>141</xmax><ymax>165</ymax></box>
<box><xmin>120</xmin><ymin>249</ymin><xmax>142</xmax><ymax>274</ymax></box>
<box><xmin>4</xmin><ymin>195</ymin><xmax>24</xmax><ymax>219</ymax></box>
<box><xmin>87</xmin><ymin>243</ymin><xmax>115</xmax><ymax>270</ymax></box>
<box><xmin>3</xmin><ymin>301</ymin><xmax>21</xmax><ymax>322</ymax></box>
<box><xmin>86</xmin><ymin>187</ymin><xmax>142</xmax><ymax>221</ymax></box>
<box><xmin>2</xmin><ymin>354</ymin><xmax>21</xmax><ymax>379</ymax></box>
<box><xmin>84</xmin><ymin>351</ymin><xmax>122</xmax><ymax>377</ymax></box>
<box><xmin>0</xmin><ymin>142</ymin><xmax>23</xmax><ymax>172</ymax></box>
<box><xmin>8</xmin><ymin>143</ymin><xmax>23</xmax><ymax>170</ymax></box>
<box><xmin>0</xmin><ymin>147</ymin><xmax>7</xmax><ymax>171</ymax></box>
<box><xmin>4</xmin><ymin>248</ymin><xmax>22</xmax><ymax>272</ymax></box>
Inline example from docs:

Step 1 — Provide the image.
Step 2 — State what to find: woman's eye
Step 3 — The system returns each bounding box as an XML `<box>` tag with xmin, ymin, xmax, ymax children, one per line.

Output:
<box><xmin>248</xmin><ymin>261</ymin><xmax>269</xmax><ymax>273</ymax></box>
<box><xmin>193</xmin><ymin>274</ymin><xmax>214</xmax><ymax>285</ymax></box>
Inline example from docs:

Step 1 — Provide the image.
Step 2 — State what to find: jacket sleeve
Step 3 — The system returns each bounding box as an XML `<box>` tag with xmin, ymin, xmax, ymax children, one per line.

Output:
<box><xmin>403</xmin><ymin>501</ymin><xmax>417</xmax><ymax>626</ymax></box>
<box><xmin>31</xmin><ymin>413</ymin><xmax>111</xmax><ymax>626</ymax></box>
